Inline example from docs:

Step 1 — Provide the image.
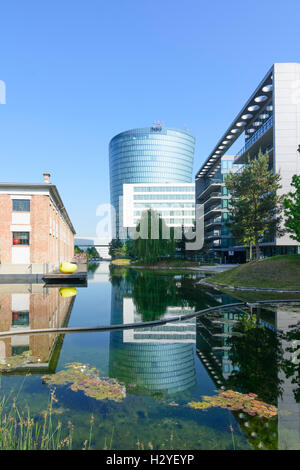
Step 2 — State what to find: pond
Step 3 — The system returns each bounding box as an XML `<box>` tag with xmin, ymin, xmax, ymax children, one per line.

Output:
<box><xmin>0</xmin><ymin>262</ymin><xmax>299</xmax><ymax>450</ymax></box>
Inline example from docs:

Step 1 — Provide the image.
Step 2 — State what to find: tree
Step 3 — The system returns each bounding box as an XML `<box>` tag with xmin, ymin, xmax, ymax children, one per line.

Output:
<box><xmin>283</xmin><ymin>170</ymin><xmax>300</xmax><ymax>242</ymax></box>
<box><xmin>132</xmin><ymin>209</ymin><xmax>176</xmax><ymax>264</ymax></box>
<box><xmin>108</xmin><ymin>238</ymin><xmax>123</xmax><ymax>259</ymax></box>
<box><xmin>225</xmin><ymin>150</ymin><xmax>284</xmax><ymax>260</ymax></box>
<box><xmin>227</xmin><ymin>314</ymin><xmax>284</xmax><ymax>405</ymax></box>
<box><xmin>85</xmin><ymin>246</ymin><xmax>99</xmax><ymax>259</ymax></box>
<box><xmin>74</xmin><ymin>245</ymin><xmax>83</xmax><ymax>255</ymax></box>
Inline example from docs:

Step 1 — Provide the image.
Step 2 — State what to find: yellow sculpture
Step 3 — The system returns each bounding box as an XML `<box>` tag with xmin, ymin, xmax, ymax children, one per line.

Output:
<box><xmin>59</xmin><ymin>287</ymin><xmax>77</xmax><ymax>298</ymax></box>
<box><xmin>59</xmin><ymin>262</ymin><xmax>78</xmax><ymax>274</ymax></box>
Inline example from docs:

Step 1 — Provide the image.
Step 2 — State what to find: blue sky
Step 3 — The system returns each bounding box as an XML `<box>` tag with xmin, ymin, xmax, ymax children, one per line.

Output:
<box><xmin>1</xmin><ymin>0</ymin><xmax>300</xmax><ymax>236</ymax></box>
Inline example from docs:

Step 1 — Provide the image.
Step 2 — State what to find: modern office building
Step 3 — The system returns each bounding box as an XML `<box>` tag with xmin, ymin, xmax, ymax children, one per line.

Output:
<box><xmin>109</xmin><ymin>124</ymin><xmax>195</xmax><ymax>238</ymax></box>
<box><xmin>122</xmin><ymin>182</ymin><xmax>195</xmax><ymax>233</ymax></box>
<box><xmin>0</xmin><ymin>173</ymin><xmax>75</xmax><ymax>273</ymax></box>
<box><xmin>196</xmin><ymin>155</ymin><xmax>238</xmax><ymax>262</ymax></box>
<box><xmin>196</xmin><ymin>63</ymin><xmax>300</xmax><ymax>261</ymax></box>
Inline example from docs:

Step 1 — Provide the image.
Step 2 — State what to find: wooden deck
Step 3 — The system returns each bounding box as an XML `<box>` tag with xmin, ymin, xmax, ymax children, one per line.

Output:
<box><xmin>42</xmin><ymin>262</ymin><xmax>88</xmax><ymax>284</ymax></box>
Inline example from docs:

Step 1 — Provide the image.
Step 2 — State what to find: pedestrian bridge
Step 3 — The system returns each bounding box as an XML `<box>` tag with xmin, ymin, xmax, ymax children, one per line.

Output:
<box><xmin>74</xmin><ymin>237</ymin><xmax>111</xmax><ymax>259</ymax></box>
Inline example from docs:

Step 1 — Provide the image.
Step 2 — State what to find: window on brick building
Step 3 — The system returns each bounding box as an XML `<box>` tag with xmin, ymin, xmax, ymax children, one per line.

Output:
<box><xmin>12</xmin><ymin>199</ymin><xmax>30</xmax><ymax>212</ymax></box>
<box><xmin>12</xmin><ymin>311</ymin><xmax>29</xmax><ymax>327</ymax></box>
<box><xmin>12</xmin><ymin>232</ymin><xmax>30</xmax><ymax>245</ymax></box>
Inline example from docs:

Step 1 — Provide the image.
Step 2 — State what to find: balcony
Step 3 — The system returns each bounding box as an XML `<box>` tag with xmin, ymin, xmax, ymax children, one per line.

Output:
<box><xmin>199</xmin><ymin>191</ymin><xmax>222</xmax><ymax>205</ymax></box>
<box><xmin>204</xmin><ymin>205</ymin><xmax>224</xmax><ymax>219</ymax></box>
<box><xmin>196</xmin><ymin>180</ymin><xmax>224</xmax><ymax>201</ymax></box>
<box><xmin>206</xmin><ymin>230</ymin><xmax>221</xmax><ymax>240</ymax></box>
<box><xmin>205</xmin><ymin>217</ymin><xmax>222</xmax><ymax>229</ymax></box>
<box><xmin>235</xmin><ymin>115</ymin><xmax>273</xmax><ymax>164</ymax></box>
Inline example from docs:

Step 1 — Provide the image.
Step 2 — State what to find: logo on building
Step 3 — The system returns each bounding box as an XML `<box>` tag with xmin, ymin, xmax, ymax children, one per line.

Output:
<box><xmin>151</xmin><ymin>120</ymin><xmax>163</xmax><ymax>131</ymax></box>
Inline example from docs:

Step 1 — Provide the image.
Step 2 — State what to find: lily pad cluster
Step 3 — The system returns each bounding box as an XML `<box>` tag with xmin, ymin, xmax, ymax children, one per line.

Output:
<box><xmin>42</xmin><ymin>363</ymin><xmax>126</xmax><ymax>402</ymax></box>
<box><xmin>188</xmin><ymin>390</ymin><xmax>277</xmax><ymax>418</ymax></box>
<box><xmin>0</xmin><ymin>350</ymin><xmax>40</xmax><ymax>372</ymax></box>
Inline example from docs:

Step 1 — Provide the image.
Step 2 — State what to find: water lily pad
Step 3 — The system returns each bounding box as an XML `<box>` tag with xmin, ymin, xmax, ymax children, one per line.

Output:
<box><xmin>42</xmin><ymin>363</ymin><xmax>126</xmax><ymax>402</ymax></box>
<box><xmin>187</xmin><ymin>390</ymin><xmax>278</xmax><ymax>418</ymax></box>
<box><xmin>0</xmin><ymin>350</ymin><xmax>40</xmax><ymax>372</ymax></box>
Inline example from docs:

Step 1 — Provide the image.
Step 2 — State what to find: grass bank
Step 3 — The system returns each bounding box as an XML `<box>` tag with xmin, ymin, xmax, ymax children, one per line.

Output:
<box><xmin>208</xmin><ymin>255</ymin><xmax>300</xmax><ymax>290</ymax></box>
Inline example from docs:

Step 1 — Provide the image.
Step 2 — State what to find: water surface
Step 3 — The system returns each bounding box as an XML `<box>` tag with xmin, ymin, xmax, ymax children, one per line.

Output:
<box><xmin>0</xmin><ymin>262</ymin><xmax>299</xmax><ymax>450</ymax></box>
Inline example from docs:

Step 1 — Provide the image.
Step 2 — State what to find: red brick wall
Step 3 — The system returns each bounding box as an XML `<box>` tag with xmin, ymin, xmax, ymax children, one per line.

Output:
<box><xmin>30</xmin><ymin>195</ymin><xmax>49</xmax><ymax>264</ymax></box>
<box><xmin>0</xmin><ymin>195</ymin><xmax>12</xmax><ymax>264</ymax></box>
<box><xmin>0</xmin><ymin>193</ymin><xmax>74</xmax><ymax>265</ymax></box>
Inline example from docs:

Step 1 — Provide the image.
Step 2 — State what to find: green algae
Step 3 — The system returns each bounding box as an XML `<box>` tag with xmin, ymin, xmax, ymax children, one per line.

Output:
<box><xmin>0</xmin><ymin>350</ymin><xmax>41</xmax><ymax>372</ymax></box>
<box><xmin>188</xmin><ymin>389</ymin><xmax>277</xmax><ymax>419</ymax></box>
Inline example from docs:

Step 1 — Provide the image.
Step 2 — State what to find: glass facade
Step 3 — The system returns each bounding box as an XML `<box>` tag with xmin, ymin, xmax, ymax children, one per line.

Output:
<box><xmin>109</xmin><ymin>127</ymin><xmax>195</xmax><ymax>237</ymax></box>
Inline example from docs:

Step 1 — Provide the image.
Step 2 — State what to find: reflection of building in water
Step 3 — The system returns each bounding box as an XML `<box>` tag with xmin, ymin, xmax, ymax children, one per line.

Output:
<box><xmin>196</xmin><ymin>303</ymin><xmax>300</xmax><ymax>450</ymax></box>
<box><xmin>196</xmin><ymin>307</ymin><xmax>244</xmax><ymax>384</ymax></box>
<box><xmin>276</xmin><ymin>306</ymin><xmax>300</xmax><ymax>450</ymax></box>
<box><xmin>109</xmin><ymin>280</ymin><xmax>196</xmax><ymax>395</ymax></box>
<box><xmin>0</xmin><ymin>284</ymin><xmax>75</xmax><ymax>373</ymax></box>
<box><xmin>123</xmin><ymin>298</ymin><xmax>196</xmax><ymax>343</ymax></box>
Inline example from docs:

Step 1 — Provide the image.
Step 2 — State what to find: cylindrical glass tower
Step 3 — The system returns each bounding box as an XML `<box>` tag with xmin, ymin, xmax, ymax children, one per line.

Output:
<box><xmin>109</xmin><ymin>126</ymin><xmax>195</xmax><ymax>238</ymax></box>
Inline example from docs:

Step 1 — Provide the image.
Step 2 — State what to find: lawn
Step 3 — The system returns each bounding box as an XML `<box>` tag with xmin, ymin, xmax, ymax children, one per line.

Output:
<box><xmin>208</xmin><ymin>255</ymin><xmax>300</xmax><ymax>290</ymax></box>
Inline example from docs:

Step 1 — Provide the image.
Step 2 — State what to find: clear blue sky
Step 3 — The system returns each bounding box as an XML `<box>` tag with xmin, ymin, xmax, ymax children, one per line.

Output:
<box><xmin>1</xmin><ymin>0</ymin><xmax>300</xmax><ymax>236</ymax></box>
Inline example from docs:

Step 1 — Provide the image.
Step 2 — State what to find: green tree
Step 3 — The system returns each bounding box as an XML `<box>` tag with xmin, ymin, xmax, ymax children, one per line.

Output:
<box><xmin>85</xmin><ymin>246</ymin><xmax>99</xmax><ymax>259</ymax></box>
<box><xmin>74</xmin><ymin>245</ymin><xmax>83</xmax><ymax>255</ymax></box>
<box><xmin>131</xmin><ymin>271</ymin><xmax>180</xmax><ymax>321</ymax></box>
<box><xmin>227</xmin><ymin>314</ymin><xmax>284</xmax><ymax>405</ymax></box>
<box><xmin>283</xmin><ymin>173</ymin><xmax>300</xmax><ymax>243</ymax></box>
<box><xmin>225</xmin><ymin>150</ymin><xmax>284</xmax><ymax>259</ymax></box>
<box><xmin>108</xmin><ymin>238</ymin><xmax>123</xmax><ymax>259</ymax></box>
<box><xmin>132</xmin><ymin>209</ymin><xmax>176</xmax><ymax>264</ymax></box>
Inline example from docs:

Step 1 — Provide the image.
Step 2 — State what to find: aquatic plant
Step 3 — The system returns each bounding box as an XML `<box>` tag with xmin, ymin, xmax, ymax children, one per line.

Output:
<box><xmin>42</xmin><ymin>363</ymin><xmax>126</xmax><ymax>402</ymax></box>
<box><xmin>0</xmin><ymin>390</ymin><xmax>73</xmax><ymax>450</ymax></box>
<box><xmin>0</xmin><ymin>351</ymin><xmax>41</xmax><ymax>372</ymax></box>
<box><xmin>188</xmin><ymin>390</ymin><xmax>277</xmax><ymax>419</ymax></box>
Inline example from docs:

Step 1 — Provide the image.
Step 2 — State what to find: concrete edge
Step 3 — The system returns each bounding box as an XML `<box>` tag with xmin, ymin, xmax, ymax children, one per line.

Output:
<box><xmin>198</xmin><ymin>278</ymin><xmax>300</xmax><ymax>293</ymax></box>
<box><xmin>0</xmin><ymin>274</ymin><xmax>44</xmax><ymax>283</ymax></box>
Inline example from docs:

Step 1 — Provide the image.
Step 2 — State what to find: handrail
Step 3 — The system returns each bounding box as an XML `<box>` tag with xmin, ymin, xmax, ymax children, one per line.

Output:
<box><xmin>0</xmin><ymin>300</ymin><xmax>299</xmax><ymax>337</ymax></box>
<box><xmin>236</xmin><ymin>115</ymin><xmax>273</xmax><ymax>159</ymax></box>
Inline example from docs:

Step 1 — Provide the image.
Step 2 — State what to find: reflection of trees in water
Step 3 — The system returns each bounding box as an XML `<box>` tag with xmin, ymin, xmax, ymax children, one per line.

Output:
<box><xmin>87</xmin><ymin>263</ymin><xmax>99</xmax><ymax>273</ymax></box>
<box><xmin>282</xmin><ymin>320</ymin><xmax>300</xmax><ymax>403</ymax></box>
<box><xmin>226</xmin><ymin>314</ymin><xmax>284</xmax><ymax>405</ymax></box>
<box><xmin>109</xmin><ymin>267</ymin><xmax>225</xmax><ymax>322</ymax></box>
<box><xmin>131</xmin><ymin>272</ymin><xmax>185</xmax><ymax>321</ymax></box>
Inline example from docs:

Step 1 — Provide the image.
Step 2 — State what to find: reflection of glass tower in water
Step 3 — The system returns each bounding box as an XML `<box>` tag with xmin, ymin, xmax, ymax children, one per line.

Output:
<box><xmin>109</xmin><ymin>280</ymin><xmax>196</xmax><ymax>395</ymax></box>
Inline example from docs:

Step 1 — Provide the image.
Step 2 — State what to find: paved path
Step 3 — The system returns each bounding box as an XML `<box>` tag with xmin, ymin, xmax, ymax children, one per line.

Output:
<box><xmin>129</xmin><ymin>264</ymin><xmax>239</xmax><ymax>273</ymax></box>
<box><xmin>187</xmin><ymin>264</ymin><xmax>239</xmax><ymax>273</ymax></box>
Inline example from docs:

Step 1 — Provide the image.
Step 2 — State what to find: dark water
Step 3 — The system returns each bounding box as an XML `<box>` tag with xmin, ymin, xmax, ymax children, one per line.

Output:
<box><xmin>0</xmin><ymin>262</ymin><xmax>299</xmax><ymax>450</ymax></box>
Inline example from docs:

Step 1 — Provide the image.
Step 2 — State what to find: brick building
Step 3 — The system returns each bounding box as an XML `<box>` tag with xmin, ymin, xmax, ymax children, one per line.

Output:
<box><xmin>0</xmin><ymin>173</ymin><xmax>75</xmax><ymax>273</ymax></box>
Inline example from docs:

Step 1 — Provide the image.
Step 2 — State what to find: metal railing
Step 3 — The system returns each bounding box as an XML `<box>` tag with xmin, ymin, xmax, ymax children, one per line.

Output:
<box><xmin>236</xmin><ymin>115</ymin><xmax>273</xmax><ymax>160</ymax></box>
<box><xmin>1</xmin><ymin>300</ymin><xmax>299</xmax><ymax>337</ymax></box>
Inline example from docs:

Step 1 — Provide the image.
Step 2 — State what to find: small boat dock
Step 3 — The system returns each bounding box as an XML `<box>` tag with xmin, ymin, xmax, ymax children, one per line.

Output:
<box><xmin>42</xmin><ymin>262</ymin><xmax>88</xmax><ymax>285</ymax></box>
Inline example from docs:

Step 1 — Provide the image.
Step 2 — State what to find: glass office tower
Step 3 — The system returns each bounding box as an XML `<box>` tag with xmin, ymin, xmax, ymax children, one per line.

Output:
<box><xmin>109</xmin><ymin>125</ymin><xmax>195</xmax><ymax>238</ymax></box>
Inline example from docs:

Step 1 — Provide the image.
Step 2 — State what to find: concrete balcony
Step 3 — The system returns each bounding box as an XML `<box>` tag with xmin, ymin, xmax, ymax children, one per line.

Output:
<box><xmin>235</xmin><ymin>115</ymin><xmax>273</xmax><ymax>164</ymax></box>
<box><xmin>197</xmin><ymin>180</ymin><xmax>224</xmax><ymax>202</ymax></box>
<box><xmin>206</xmin><ymin>231</ymin><xmax>221</xmax><ymax>240</ymax></box>
<box><xmin>205</xmin><ymin>217</ymin><xmax>222</xmax><ymax>229</ymax></box>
